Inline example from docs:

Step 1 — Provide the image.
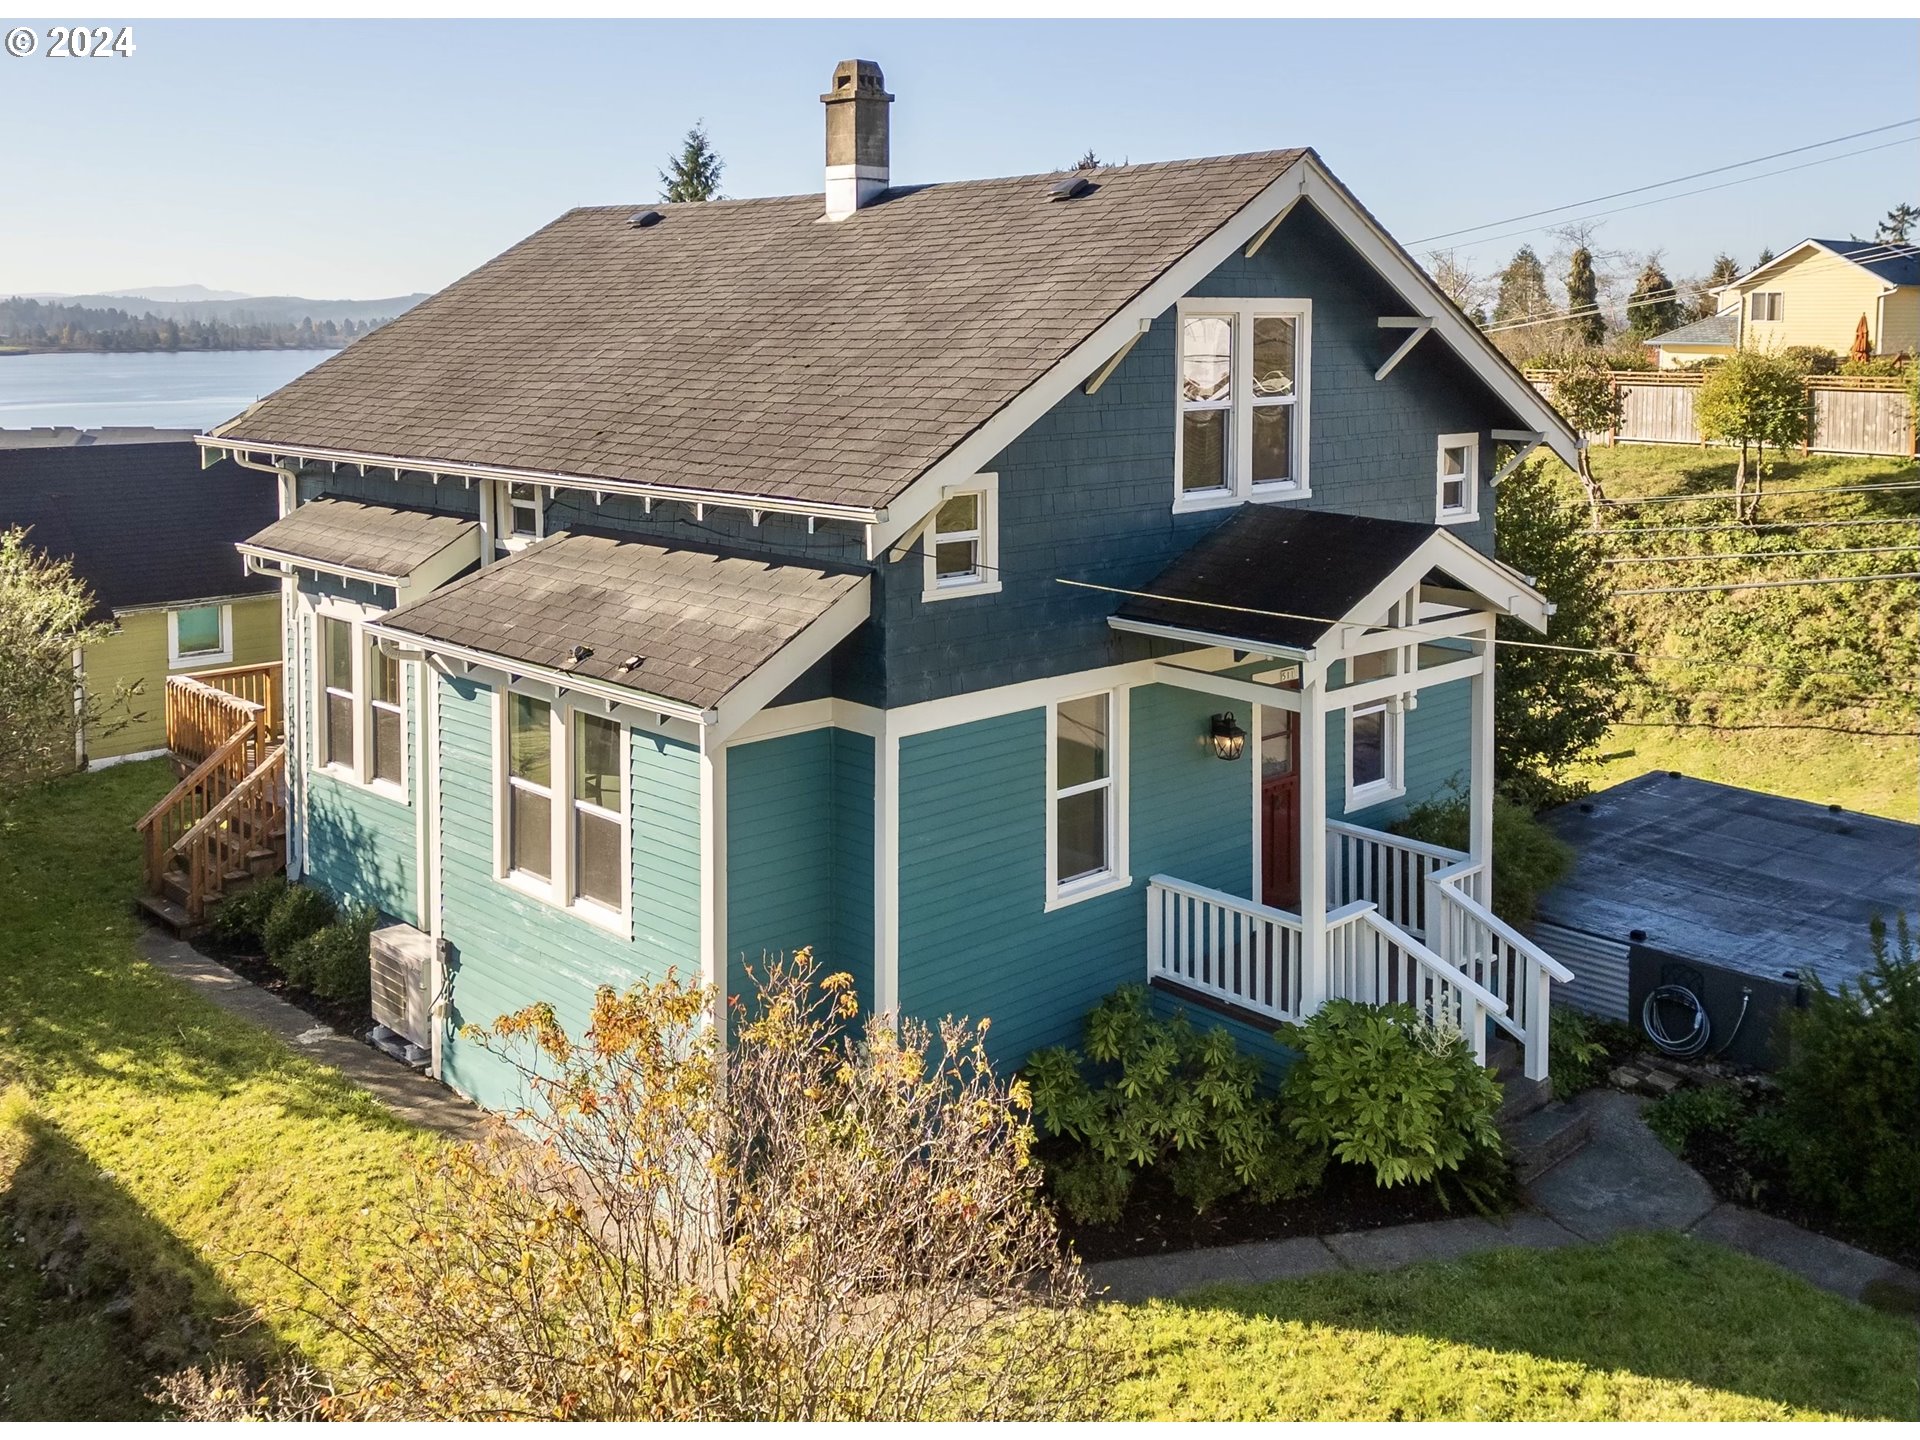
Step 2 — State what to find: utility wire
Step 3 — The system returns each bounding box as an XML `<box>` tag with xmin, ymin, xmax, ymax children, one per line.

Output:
<box><xmin>1601</xmin><ymin>545</ymin><xmax>1919</xmax><ymax>565</ymax></box>
<box><xmin>1409</xmin><ymin>118</ymin><xmax>1920</xmax><ymax>245</ymax></box>
<box><xmin>1586</xmin><ymin>517</ymin><xmax>1919</xmax><ymax>536</ymax></box>
<box><xmin>1614</xmin><ymin>572</ymin><xmax>1920</xmax><ymax>595</ymax></box>
<box><xmin>1602</xmin><ymin>480</ymin><xmax>1920</xmax><ymax>506</ymax></box>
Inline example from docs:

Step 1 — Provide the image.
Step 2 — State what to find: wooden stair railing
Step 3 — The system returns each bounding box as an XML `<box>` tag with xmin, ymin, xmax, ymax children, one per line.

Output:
<box><xmin>182</xmin><ymin>661</ymin><xmax>282</xmax><ymax>742</ymax></box>
<box><xmin>136</xmin><ymin>723</ymin><xmax>258</xmax><ymax>899</ymax></box>
<box><xmin>165</xmin><ymin>675</ymin><xmax>268</xmax><ymax>771</ymax></box>
<box><xmin>167</xmin><ymin>744</ymin><xmax>289</xmax><ymax>923</ymax></box>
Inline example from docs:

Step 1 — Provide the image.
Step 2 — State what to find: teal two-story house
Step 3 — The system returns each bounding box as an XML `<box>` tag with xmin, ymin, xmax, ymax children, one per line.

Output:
<box><xmin>208</xmin><ymin>61</ymin><xmax>1579</xmax><ymax>1112</ymax></box>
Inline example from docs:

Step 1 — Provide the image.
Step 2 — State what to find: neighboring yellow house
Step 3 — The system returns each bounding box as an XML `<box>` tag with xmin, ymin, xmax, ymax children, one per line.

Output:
<box><xmin>1716</xmin><ymin>238</ymin><xmax>1920</xmax><ymax>358</ymax></box>
<box><xmin>0</xmin><ymin>429</ymin><xmax>282</xmax><ymax>765</ymax></box>
<box><xmin>1645</xmin><ymin>310</ymin><xmax>1739</xmax><ymax>369</ymax></box>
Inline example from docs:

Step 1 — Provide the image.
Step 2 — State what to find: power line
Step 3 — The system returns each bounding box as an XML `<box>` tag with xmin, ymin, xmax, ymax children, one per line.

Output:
<box><xmin>1614</xmin><ymin>572</ymin><xmax>1920</xmax><ymax>595</ymax></box>
<box><xmin>1603</xmin><ymin>480</ymin><xmax>1920</xmax><ymax>506</ymax></box>
<box><xmin>1587</xmin><ymin>517</ymin><xmax>1920</xmax><ymax>537</ymax></box>
<box><xmin>1410</xmin><ymin>118</ymin><xmax>1920</xmax><ymax>246</ymax></box>
<box><xmin>1614</xmin><ymin>717</ymin><xmax>1920</xmax><ymax>739</ymax></box>
<box><xmin>1601</xmin><ymin>545</ymin><xmax>1919</xmax><ymax>565</ymax></box>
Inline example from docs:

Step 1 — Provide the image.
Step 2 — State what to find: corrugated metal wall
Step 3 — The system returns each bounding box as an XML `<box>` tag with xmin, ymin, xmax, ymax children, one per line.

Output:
<box><xmin>1532</xmin><ymin>921</ymin><xmax>1631</xmax><ymax>1022</ymax></box>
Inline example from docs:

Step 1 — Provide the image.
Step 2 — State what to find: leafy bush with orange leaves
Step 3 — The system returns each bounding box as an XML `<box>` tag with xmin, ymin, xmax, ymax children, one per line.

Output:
<box><xmin>163</xmin><ymin>952</ymin><xmax>1111</xmax><ymax>1421</ymax></box>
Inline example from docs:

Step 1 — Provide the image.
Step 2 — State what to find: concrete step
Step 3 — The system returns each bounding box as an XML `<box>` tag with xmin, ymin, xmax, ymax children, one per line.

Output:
<box><xmin>1504</xmin><ymin>1099</ymin><xmax>1595</xmax><ymax>1184</ymax></box>
<box><xmin>1488</xmin><ymin>1036</ymin><xmax>1552</xmax><ymax>1123</ymax></box>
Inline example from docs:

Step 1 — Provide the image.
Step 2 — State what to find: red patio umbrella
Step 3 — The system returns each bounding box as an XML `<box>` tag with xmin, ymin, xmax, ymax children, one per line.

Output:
<box><xmin>1850</xmin><ymin>314</ymin><xmax>1872</xmax><ymax>364</ymax></box>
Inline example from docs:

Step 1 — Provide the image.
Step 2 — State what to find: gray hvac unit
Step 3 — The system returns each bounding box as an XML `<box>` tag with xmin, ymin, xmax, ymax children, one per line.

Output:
<box><xmin>369</xmin><ymin>920</ymin><xmax>434</xmax><ymax>1053</ymax></box>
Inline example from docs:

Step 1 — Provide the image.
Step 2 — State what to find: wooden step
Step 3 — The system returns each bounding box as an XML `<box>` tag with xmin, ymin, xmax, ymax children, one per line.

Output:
<box><xmin>135</xmin><ymin>893</ymin><xmax>199</xmax><ymax>937</ymax></box>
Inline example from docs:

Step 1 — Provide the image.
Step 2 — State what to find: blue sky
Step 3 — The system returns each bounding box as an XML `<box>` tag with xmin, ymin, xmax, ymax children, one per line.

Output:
<box><xmin>1</xmin><ymin>18</ymin><xmax>1914</xmax><ymax>300</ymax></box>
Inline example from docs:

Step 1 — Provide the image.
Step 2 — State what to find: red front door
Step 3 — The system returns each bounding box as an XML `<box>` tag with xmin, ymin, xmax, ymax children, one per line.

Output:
<box><xmin>1261</xmin><ymin>711</ymin><xmax>1301</xmax><ymax>910</ymax></box>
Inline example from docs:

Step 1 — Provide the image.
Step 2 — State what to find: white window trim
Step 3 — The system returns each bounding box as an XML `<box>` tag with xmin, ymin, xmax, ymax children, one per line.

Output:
<box><xmin>496</xmin><ymin>479</ymin><xmax>547</xmax><ymax>552</ymax></box>
<box><xmin>166</xmin><ymin>602</ymin><xmax>232</xmax><ymax>668</ymax></box>
<box><xmin>1172</xmin><ymin>297</ymin><xmax>1313</xmax><ymax>514</ymax></box>
<box><xmin>1044</xmin><ymin>686</ymin><xmax>1132</xmax><ymax>911</ymax></box>
<box><xmin>492</xmin><ymin>683</ymin><xmax>632</xmax><ymax>938</ymax></box>
<box><xmin>921</xmin><ymin>472</ymin><xmax>1002</xmax><ymax>602</ymax></box>
<box><xmin>1344</xmin><ymin>696</ymin><xmax>1405</xmax><ymax>812</ymax></box>
<box><xmin>1435</xmin><ymin>432</ymin><xmax>1481</xmax><ymax>525</ymax></box>
<box><xmin>1750</xmin><ymin>291</ymin><xmax>1783</xmax><ymax>323</ymax></box>
<box><xmin>309</xmin><ymin>598</ymin><xmax>410</xmax><ymax>803</ymax></box>
<box><xmin>367</xmin><ymin>648</ymin><xmax>408</xmax><ymax>791</ymax></box>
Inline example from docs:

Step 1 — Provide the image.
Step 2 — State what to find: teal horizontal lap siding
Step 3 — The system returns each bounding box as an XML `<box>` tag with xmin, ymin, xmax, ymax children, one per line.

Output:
<box><xmin>1145</xmin><ymin>984</ymin><xmax>1298</xmax><ymax>1083</ymax></box>
<box><xmin>295</xmin><ymin>602</ymin><xmax>420</xmax><ymax>927</ymax></box>
<box><xmin>724</xmin><ymin>726</ymin><xmax>874</xmax><ymax>1009</ymax></box>
<box><xmin>1326</xmin><ymin>676</ymin><xmax>1471</xmax><ymax>830</ymax></box>
<box><xmin>896</xmin><ymin>684</ymin><xmax>1252</xmax><ymax>1067</ymax></box>
<box><xmin>435</xmin><ymin>675</ymin><xmax>702</xmax><ymax>1113</ymax></box>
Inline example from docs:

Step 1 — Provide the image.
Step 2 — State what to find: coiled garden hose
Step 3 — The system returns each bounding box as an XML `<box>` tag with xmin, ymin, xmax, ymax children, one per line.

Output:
<box><xmin>1642</xmin><ymin>983</ymin><xmax>1753</xmax><ymax>1059</ymax></box>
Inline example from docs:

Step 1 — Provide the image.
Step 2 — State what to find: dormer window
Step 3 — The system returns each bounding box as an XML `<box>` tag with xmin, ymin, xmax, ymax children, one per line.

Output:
<box><xmin>1174</xmin><ymin>298</ymin><xmax>1312</xmax><ymax>512</ymax></box>
<box><xmin>504</xmin><ymin>481</ymin><xmax>545</xmax><ymax>547</ymax></box>
<box><xmin>921</xmin><ymin>473</ymin><xmax>1001</xmax><ymax>601</ymax></box>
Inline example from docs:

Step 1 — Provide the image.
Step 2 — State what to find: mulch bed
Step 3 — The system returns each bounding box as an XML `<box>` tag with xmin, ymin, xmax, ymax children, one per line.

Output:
<box><xmin>191</xmin><ymin>936</ymin><xmax>374</xmax><ymax>1039</ymax></box>
<box><xmin>1054</xmin><ymin>1158</ymin><xmax>1465</xmax><ymax>1264</ymax></box>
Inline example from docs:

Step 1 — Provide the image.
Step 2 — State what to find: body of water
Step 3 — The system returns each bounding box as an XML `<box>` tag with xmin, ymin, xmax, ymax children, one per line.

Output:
<box><xmin>0</xmin><ymin>349</ymin><xmax>334</xmax><ymax>431</ymax></box>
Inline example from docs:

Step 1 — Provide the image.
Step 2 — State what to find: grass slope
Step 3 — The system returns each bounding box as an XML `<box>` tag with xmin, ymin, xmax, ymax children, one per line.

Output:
<box><xmin>1107</xmin><ymin>1233</ymin><xmax>1919</xmax><ymax>1421</ymax></box>
<box><xmin>0</xmin><ymin>761</ymin><xmax>428</xmax><ymax>1418</ymax></box>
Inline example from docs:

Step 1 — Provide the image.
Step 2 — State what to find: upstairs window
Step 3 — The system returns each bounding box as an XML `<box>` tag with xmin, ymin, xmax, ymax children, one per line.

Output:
<box><xmin>1436</xmin><ymin>433</ymin><xmax>1480</xmax><ymax>524</ymax></box>
<box><xmin>921</xmin><ymin>473</ymin><xmax>1001</xmax><ymax>601</ymax></box>
<box><xmin>1174</xmin><ymin>299</ymin><xmax>1311</xmax><ymax>511</ymax></box>
<box><xmin>1750</xmin><ymin>292</ymin><xmax>1783</xmax><ymax>323</ymax></box>
<box><xmin>499</xmin><ymin>480</ymin><xmax>546</xmax><ymax>549</ymax></box>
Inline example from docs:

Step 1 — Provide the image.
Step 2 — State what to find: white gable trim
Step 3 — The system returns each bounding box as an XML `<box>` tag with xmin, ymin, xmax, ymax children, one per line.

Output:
<box><xmin>1724</xmin><ymin>238</ymin><xmax>1909</xmax><ymax>294</ymax></box>
<box><xmin>869</xmin><ymin>153</ymin><xmax>1580</xmax><ymax>559</ymax></box>
<box><xmin>708</xmin><ymin>577</ymin><xmax>874</xmax><ymax>744</ymax></box>
<box><xmin>1325</xmin><ymin>527</ymin><xmax>1551</xmax><ymax>644</ymax></box>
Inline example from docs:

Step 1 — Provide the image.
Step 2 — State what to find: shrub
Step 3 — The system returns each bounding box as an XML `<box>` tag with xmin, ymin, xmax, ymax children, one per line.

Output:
<box><xmin>279</xmin><ymin>905</ymin><xmax>375</xmax><ymax>1003</ymax></box>
<box><xmin>1027</xmin><ymin>987</ymin><xmax>1325</xmax><ymax>1225</ymax></box>
<box><xmin>206</xmin><ymin>875</ymin><xmax>288</xmax><ymax>951</ymax></box>
<box><xmin>1782</xmin><ymin>345</ymin><xmax>1842</xmax><ymax>376</ymax></box>
<box><xmin>1547</xmin><ymin>1004</ymin><xmax>1607</xmax><ymax>1101</ymax></box>
<box><xmin>260</xmin><ymin>883</ymin><xmax>334</xmax><ymax>962</ymax></box>
<box><xmin>1767</xmin><ymin>915</ymin><xmax>1920</xmax><ymax>1252</ymax></box>
<box><xmin>166</xmin><ymin>953</ymin><xmax>1113</xmax><ymax>1420</ymax></box>
<box><xmin>1391</xmin><ymin>789</ymin><xmax>1574</xmax><ymax>926</ymax></box>
<box><xmin>1645</xmin><ymin>1083</ymin><xmax>1746</xmax><ymax>1154</ymax></box>
<box><xmin>1838</xmin><ymin>355</ymin><xmax>1906</xmax><ymax>378</ymax></box>
<box><xmin>1280</xmin><ymin>1000</ymin><xmax>1505</xmax><ymax>1198</ymax></box>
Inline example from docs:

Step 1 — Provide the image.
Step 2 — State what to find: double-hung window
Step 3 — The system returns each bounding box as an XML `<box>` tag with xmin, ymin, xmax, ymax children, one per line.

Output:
<box><xmin>499</xmin><ymin>691</ymin><xmax>629</xmax><ymax>929</ymax></box>
<box><xmin>921</xmin><ymin>473</ymin><xmax>1001</xmax><ymax>600</ymax></box>
<box><xmin>1175</xmin><ymin>299</ymin><xmax>1311</xmax><ymax>511</ymax></box>
<box><xmin>1048</xmin><ymin>690</ymin><xmax>1129</xmax><ymax>907</ymax></box>
<box><xmin>168</xmin><ymin>603</ymin><xmax>230</xmax><ymax>667</ymax></box>
<box><xmin>369</xmin><ymin>647</ymin><xmax>405</xmax><ymax>786</ymax></box>
<box><xmin>506</xmin><ymin>694</ymin><xmax>554</xmax><ymax>881</ymax></box>
<box><xmin>321</xmin><ymin>616</ymin><xmax>356</xmax><ymax>771</ymax></box>
<box><xmin>572</xmin><ymin>712</ymin><xmax>623</xmax><ymax>911</ymax></box>
<box><xmin>1344</xmin><ymin>648</ymin><xmax>1404</xmax><ymax>809</ymax></box>
<box><xmin>499</xmin><ymin>480</ymin><xmax>545</xmax><ymax>549</ymax></box>
<box><xmin>1436</xmin><ymin>433</ymin><xmax>1479</xmax><ymax>524</ymax></box>
<box><xmin>1750</xmin><ymin>292</ymin><xmax>1783</xmax><ymax>323</ymax></box>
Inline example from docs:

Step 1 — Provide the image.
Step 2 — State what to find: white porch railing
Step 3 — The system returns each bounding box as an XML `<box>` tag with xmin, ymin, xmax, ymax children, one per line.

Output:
<box><xmin>1148</xmin><ymin>875</ymin><xmax>1307</xmax><ymax>1022</ymax></box>
<box><xmin>1323</xmin><ymin>900</ymin><xmax>1504</xmax><ymax>1064</ymax></box>
<box><xmin>1428</xmin><ymin>860</ymin><xmax>1574</xmax><ymax>1082</ymax></box>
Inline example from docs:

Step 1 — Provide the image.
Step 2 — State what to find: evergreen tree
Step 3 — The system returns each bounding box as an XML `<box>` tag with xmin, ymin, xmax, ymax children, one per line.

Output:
<box><xmin>1626</xmin><ymin>257</ymin><xmax>1684</xmax><ymax>340</ymax></box>
<box><xmin>1491</xmin><ymin>245</ymin><xmax>1552</xmax><ymax>329</ymax></box>
<box><xmin>1691</xmin><ymin>253</ymin><xmax>1741</xmax><ymax>320</ymax></box>
<box><xmin>1564</xmin><ymin>247</ymin><xmax>1604</xmax><ymax>346</ymax></box>
<box><xmin>659</xmin><ymin>123</ymin><xmax>724</xmax><ymax>203</ymax></box>
<box><xmin>1753</xmin><ymin>246</ymin><xmax>1775</xmax><ymax>270</ymax></box>
<box><xmin>1876</xmin><ymin>202</ymin><xmax>1919</xmax><ymax>244</ymax></box>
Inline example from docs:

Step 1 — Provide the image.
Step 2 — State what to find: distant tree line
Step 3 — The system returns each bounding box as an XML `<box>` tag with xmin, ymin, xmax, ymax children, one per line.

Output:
<box><xmin>0</xmin><ymin>296</ymin><xmax>388</xmax><ymax>353</ymax></box>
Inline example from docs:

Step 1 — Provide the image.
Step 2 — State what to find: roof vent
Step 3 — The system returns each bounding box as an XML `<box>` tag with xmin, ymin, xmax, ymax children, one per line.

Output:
<box><xmin>559</xmin><ymin>644</ymin><xmax>594</xmax><ymax>670</ymax></box>
<box><xmin>1049</xmin><ymin>174</ymin><xmax>1093</xmax><ymax>202</ymax></box>
<box><xmin>628</xmin><ymin>209</ymin><xmax>663</xmax><ymax>228</ymax></box>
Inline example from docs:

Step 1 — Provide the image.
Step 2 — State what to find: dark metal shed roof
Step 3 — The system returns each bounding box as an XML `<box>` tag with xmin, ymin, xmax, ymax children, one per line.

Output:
<box><xmin>1537</xmin><ymin>772</ymin><xmax>1919</xmax><ymax>990</ymax></box>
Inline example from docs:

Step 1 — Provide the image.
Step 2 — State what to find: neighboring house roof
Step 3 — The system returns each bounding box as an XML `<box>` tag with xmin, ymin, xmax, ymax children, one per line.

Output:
<box><xmin>0</xmin><ymin>440</ymin><xmax>277</xmax><ymax>619</ymax></box>
<box><xmin>1724</xmin><ymin>237</ymin><xmax>1920</xmax><ymax>292</ymax></box>
<box><xmin>0</xmin><ymin>426</ymin><xmax>201</xmax><ymax>449</ymax></box>
<box><xmin>1110</xmin><ymin>506</ymin><xmax>1548</xmax><ymax>655</ymax></box>
<box><xmin>239</xmin><ymin>498</ymin><xmax>479</xmax><ymax>584</ymax></box>
<box><xmin>209</xmin><ymin>149</ymin><xmax>1579</xmax><ymax>522</ymax></box>
<box><xmin>1645</xmin><ymin>312</ymin><xmax>1738</xmax><ymax>349</ymax></box>
<box><xmin>369</xmin><ymin>530</ymin><xmax>870</xmax><ymax>717</ymax></box>
<box><xmin>1537</xmin><ymin>772</ymin><xmax>1920</xmax><ymax>991</ymax></box>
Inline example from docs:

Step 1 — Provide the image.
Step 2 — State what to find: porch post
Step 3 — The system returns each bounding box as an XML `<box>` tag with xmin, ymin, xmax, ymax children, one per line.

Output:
<box><xmin>1297</xmin><ymin>666</ymin><xmax>1328</xmax><ymax>1012</ymax></box>
<box><xmin>1468</xmin><ymin>620</ymin><xmax>1495</xmax><ymax>903</ymax></box>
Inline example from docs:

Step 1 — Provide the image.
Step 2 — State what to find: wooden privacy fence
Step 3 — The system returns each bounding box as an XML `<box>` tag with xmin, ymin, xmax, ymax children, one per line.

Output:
<box><xmin>1525</xmin><ymin>370</ymin><xmax>1917</xmax><ymax>458</ymax></box>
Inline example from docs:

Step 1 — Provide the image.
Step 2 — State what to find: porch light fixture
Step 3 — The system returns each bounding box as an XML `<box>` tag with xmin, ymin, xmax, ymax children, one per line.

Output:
<box><xmin>1209</xmin><ymin>712</ymin><xmax>1247</xmax><ymax>761</ymax></box>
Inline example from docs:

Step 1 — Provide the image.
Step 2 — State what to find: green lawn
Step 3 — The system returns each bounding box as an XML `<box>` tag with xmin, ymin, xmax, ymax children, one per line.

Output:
<box><xmin>3</xmin><ymin>765</ymin><xmax>1916</xmax><ymax>1420</ymax></box>
<box><xmin>1106</xmin><ymin>1234</ymin><xmax>1919</xmax><ymax>1421</ymax></box>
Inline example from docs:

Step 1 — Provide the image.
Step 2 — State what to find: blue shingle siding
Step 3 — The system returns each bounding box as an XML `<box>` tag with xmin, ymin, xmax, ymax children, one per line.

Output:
<box><xmin>895</xmin><ymin>684</ymin><xmax>1253</xmax><ymax>1067</ymax></box>
<box><xmin>723</xmin><ymin>726</ymin><xmax>876</xmax><ymax>1010</ymax></box>
<box><xmin>434</xmin><ymin>674</ymin><xmax>702</xmax><ymax>1112</ymax></box>
<box><xmin>299</xmin><ymin>467</ymin><xmax>481</xmax><ymax>517</ymax></box>
<box><xmin>1325</xmin><ymin>676</ymin><xmax>1471</xmax><ymax>830</ymax></box>
<box><xmin>875</xmin><ymin>205</ymin><xmax>1512</xmax><ymax>708</ymax></box>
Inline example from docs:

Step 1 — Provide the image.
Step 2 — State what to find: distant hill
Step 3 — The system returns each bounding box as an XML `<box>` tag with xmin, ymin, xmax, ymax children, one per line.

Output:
<box><xmin>0</xmin><ymin>292</ymin><xmax>424</xmax><ymax>353</ymax></box>
<box><xmin>101</xmin><ymin>285</ymin><xmax>255</xmax><ymax>304</ymax></box>
<box><xmin>44</xmin><ymin>292</ymin><xmax>431</xmax><ymax>326</ymax></box>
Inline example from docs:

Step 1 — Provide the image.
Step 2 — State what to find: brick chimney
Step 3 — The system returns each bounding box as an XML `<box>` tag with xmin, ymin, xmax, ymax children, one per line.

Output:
<box><xmin>822</xmin><ymin>59</ymin><xmax>892</xmax><ymax>222</ymax></box>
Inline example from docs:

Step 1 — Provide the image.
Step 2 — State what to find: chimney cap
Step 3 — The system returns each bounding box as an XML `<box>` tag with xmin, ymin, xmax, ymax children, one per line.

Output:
<box><xmin>821</xmin><ymin>58</ymin><xmax>893</xmax><ymax>104</ymax></box>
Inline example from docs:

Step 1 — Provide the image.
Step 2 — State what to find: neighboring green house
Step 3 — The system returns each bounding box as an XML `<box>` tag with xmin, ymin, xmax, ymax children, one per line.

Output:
<box><xmin>205</xmin><ymin>60</ymin><xmax>1585</xmax><ymax>1110</ymax></box>
<box><xmin>0</xmin><ymin>429</ymin><xmax>280</xmax><ymax>764</ymax></box>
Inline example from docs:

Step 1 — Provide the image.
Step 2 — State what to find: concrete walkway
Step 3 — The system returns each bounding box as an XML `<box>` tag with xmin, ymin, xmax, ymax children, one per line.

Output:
<box><xmin>1086</xmin><ymin>1088</ymin><xmax>1920</xmax><ymax>1311</ymax></box>
<box><xmin>136</xmin><ymin>928</ymin><xmax>489</xmax><ymax>1141</ymax></box>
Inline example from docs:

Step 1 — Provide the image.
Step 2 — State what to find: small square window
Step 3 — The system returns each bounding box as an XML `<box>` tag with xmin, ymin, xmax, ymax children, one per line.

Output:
<box><xmin>922</xmin><ymin>475</ymin><xmax>1000</xmax><ymax>601</ymax></box>
<box><xmin>1436</xmin><ymin>433</ymin><xmax>1479</xmax><ymax>523</ymax></box>
<box><xmin>173</xmin><ymin>606</ymin><xmax>222</xmax><ymax>656</ymax></box>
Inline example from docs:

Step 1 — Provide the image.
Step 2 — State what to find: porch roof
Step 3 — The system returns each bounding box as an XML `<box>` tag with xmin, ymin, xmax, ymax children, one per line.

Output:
<box><xmin>238</xmin><ymin>498</ymin><xmax>480</xmax><ymax>585</ymax></box>
<box><xmin>1109</xmin><ymin>506</ymin><xmax>1545</xmax><ymax>655</ymax></box>
<box><xmin>368</xmin><ymin>529</ymin><xmax>870</xmax><ymax>717</ymax></box>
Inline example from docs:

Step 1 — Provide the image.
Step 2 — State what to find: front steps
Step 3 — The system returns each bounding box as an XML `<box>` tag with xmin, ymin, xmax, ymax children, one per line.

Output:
<box><xmin>1489</xmin><ymin>1036</ymin><xmax>1594</xmax><ymax>1183</ymax></box>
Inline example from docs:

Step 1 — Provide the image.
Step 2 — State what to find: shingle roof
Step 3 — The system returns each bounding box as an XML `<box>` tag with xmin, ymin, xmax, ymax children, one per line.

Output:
<box><xmin>373</xmin><ymin>530</ymin><xmax>868</xmax><ymax>711</ymax></box>
<box><xmin>1809</xmin><ymin>237</ymin><xmax>1920</xmax><ymax>288</ymax></box>
<box><xmin>240</xmin><ymin>498</ymin><xmax>478</xmax><ymax>581</ymax></box>
<box><xmin>0</xmin><ymin>440</ymin><xmax>277</xmax><ymax>618</ymax></box>
<box><xmin>1646</xmin><ymin>311</ymin><xmax>1738</xmax><ymax>348</ymax></box>
<box><xmin>212</xmin><ymin>150</ymin><xmax>1309</xmax><ymax>514</ymax></box>
<box><xmin>1114</xmin><ymin>506</ymin><xmax>1439</xmax><ymax>653</ymax></box>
